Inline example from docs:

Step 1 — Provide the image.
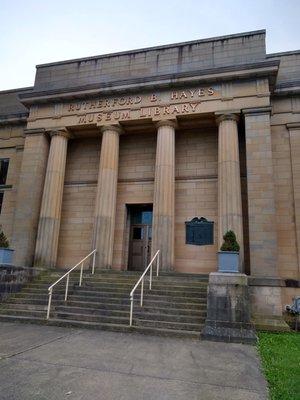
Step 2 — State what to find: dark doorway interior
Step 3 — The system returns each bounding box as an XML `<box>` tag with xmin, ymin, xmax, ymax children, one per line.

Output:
<box><xmin>128</xmin><ymin>204</ymin><xmax>153</xmax><ymax>271</ymax></box>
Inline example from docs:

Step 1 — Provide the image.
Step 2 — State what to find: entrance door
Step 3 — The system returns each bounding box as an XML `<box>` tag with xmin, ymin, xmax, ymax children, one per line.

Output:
<box><xmin>128</xmin><ymin>205</ymin><xmax>152</xmax><ymax>271</ymax></box>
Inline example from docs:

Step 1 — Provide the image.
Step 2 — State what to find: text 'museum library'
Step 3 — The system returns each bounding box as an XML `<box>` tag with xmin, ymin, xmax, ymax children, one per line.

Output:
<box><xmin>0</xmin><ymin>29</ymin><xmax>299</xmax><ymax>336</ymax></box>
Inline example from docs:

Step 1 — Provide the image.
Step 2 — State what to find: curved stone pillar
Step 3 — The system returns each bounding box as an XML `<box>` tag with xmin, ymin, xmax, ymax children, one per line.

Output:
<box><xmin>92</xmin><ymin>125</ymin><xmax>122</xmax><ymax>269</ymax></box>
<box><xmin>152</xmin><ymin>120</ymin><xmax>176</xmax><ymax>271</ymax></box>
<box><xmin>217</xmin><ymin>113</ymin><xmax>244</xmax><ymax>269</ymax></box>
<box><xmin>34</xmin><ymin>128</ymin><xmax>71</xmax><ymax>268</ymax></box>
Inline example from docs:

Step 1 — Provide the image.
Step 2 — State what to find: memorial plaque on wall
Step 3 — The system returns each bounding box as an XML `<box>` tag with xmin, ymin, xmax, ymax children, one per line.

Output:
<box><xmin>185</xmin><ymin>217</ymin><xmax>214</xmax><ymax>246</ymax></box>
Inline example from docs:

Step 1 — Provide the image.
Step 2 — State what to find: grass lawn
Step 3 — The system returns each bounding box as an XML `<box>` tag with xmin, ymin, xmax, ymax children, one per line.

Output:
<box><xmin>258</xmin><ymin>332</ymin><xmax>300</xmax><ymax>400</ymax></box>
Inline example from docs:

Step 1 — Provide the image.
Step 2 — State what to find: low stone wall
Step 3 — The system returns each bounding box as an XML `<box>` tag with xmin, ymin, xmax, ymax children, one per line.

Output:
<box><xmin>248</xmin><ymin>277</ymin><xmax>297</xmax><ymax>331</ymax></box>
<box><xmin>0</xmin><ymin>265</ymin><xmax>44</xmax><ymax>300</ymax></box>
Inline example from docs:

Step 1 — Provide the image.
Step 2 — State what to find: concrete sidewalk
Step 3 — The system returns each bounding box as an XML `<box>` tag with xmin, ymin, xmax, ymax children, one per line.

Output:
<box><xmin>0</xmin><ymin>322</ymin><xmax>268</xmax><ymax>400</ymax></box>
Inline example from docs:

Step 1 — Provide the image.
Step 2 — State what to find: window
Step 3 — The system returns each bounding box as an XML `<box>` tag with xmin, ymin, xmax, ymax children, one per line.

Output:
<box><xmin>0</xmin><ymin>192</ymin><xmax>3</xmax><ymax>214</ymax></box>
<box><xmin>0</xmin><ymin>159</ymin><xmax>9</xmax><ymax>185</ymax></box>
<box><xmin>133</xmin><ymin>227</ymin><xmax>143</xmax><ymax>240</ymax></box>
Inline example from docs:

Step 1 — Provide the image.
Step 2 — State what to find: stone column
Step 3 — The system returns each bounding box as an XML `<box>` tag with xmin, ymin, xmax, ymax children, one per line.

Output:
<box><xmin>92</xmin><ymin>125</ymin><xmax>122</xmax><ymax>269</ymax></box>
<box><xmin>243</xmin><ymin>108</ymin><xmax>278</xmax><ymax>277</ymax></box>
<box><xmin>12</xmin><ymin>129</ymin><xmax>49</xmax><ymax>266</ymax></box>
<box><xmin>286</xmin><ymin>123</ymin><xmax>300</xmax><ymax>276</ymax></box>
<box><xmin>216</xmin><ymin>113</ymin><xmax>244</xmax><ymax>269</ymax></box>
<box><xmin>34</xmin><ymin>128</ymin><xmax>71</xmax><ymax>268</ymax></box>
<box><xmin>244</xmin><ymin>108</ymin><xmax>288</xmax><ymax>331</ymax></box>
<box><xmin>152</xmin><ymin>120</ymin><xmax>176</xmax><ymax>271</ymax></box>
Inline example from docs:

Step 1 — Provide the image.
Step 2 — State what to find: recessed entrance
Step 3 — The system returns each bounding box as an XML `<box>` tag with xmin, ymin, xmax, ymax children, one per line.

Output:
<box><xmin>128</xmin><ymin>204</ymin><xmax>153</xmax><ymax>271</ymax></box>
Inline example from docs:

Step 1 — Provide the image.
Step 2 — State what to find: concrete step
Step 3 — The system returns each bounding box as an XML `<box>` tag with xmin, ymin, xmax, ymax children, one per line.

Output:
<box><xmin>67</xmin><ymin>295</ymin><xmax>206</xmax><ymax>308</ymax></box>
<box><xmin>67</xmin><ymin>286</ymin><xmax>208</xmax><ymax>296</ymax></box>
<box><xmin>64</xmin><ymin>300</ymin><xmax>206</xmax><ymax>314</ymax></box>
<box><xmin>6</xmin><ymin>297</ymin><xmax>62</xmax><ymax>306</ymax></box>
<box><xmin>10</xmin><ymin>293</ymin><xmax>64</xmax><ymax>301</ymax></box>
<box><xmin>133</xmin><ymin>318</ymin><xmax>202</xmax><ymax>331</ymax></box>
<box><xmin>0</xmin><ymin>269</ymin><xmax>208</xmax><ymax>338</ymax></box>
<box><xmin>18</xmin><ymin>286</ymin><xmax>208</xmax><ymax>299</ymax></box>
<box><xmin>0</xmin><ymin>314</ymin><xmax>201</xmax><ymax>339</ymax></box>
<box><xmin>56</xmin><ymin>305</ymin><xmax>205</xmax><ymax>323</ymax></box>
<box><xmin>7</xmin><ymin>292</ymin><xmax>206</xmax><ymax>309</ymax></box>
<box><xmin>54</xmin><ymin>311</ymin><xmax>129</xmax><ymax>325</ymax></box>
<box><xmin>0</xmin><ymin>302</ymin><xmax>49</xmax><ymax>311</ymax></box>
<box><xmin>0</xmin><ymin>308</ymin><xmax>47</xmax><ymax>318</ymax></box>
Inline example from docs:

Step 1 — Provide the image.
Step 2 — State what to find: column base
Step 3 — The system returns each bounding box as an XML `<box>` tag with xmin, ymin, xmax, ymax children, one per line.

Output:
<box><xmin>201</xmin><ymin>272</ymin><xmax>257</xmax><ymax>344</ymax></box>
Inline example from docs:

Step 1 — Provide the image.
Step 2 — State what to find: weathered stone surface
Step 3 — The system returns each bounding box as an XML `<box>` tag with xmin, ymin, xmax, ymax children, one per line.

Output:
<box><xmin>202</xmin><ymin>273</ymin><xmax>257</xmax><ymax>343</ymax></box>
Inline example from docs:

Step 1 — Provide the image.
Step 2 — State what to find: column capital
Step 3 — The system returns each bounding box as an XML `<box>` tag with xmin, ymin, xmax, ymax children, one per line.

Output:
<box><xmin>286</xmin><ymin>122</ymin><xmax>300</xmax><ymax>131</ymax></box>
<box><xmin>155</xmin><ymin>119</ymin><xmax>178</xmax><ymax>130</ymax></box>
<box><xmin>99</xmin><ymin>124</ymin><xmax>123</xmax><ymax>135</ymax></box>
<box><xmin>48</xmin><ymin>127</ymin><xmax>72</xmax><ymax>139</ymax></box>
<box><xmin>215</xmin><ymin>111</ymin><xmax>239</xmax><ymax>125</ymax></box>
<box><xmin>242</xmin><ymin>106</ymin><xmax>272</xmax><ymax>116</ymax></box>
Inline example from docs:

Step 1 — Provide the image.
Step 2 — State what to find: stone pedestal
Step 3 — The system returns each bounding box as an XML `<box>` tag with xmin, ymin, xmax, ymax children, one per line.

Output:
<box><xmin>92</xmin><ymin>125</ymin><xmax>121</xmax><ymax>269</ymax></box>
<box><xmin>217</xmin><ymin>113</ymin><xmax>244</xmax><ymax>269</ymax></box>
<box><xmin>201</xmin><ymin>272</ymin><xmax>257</xmax><ymax>344</ymax></box>
<box><xmin>152</xmin><ymin>120</ymin><xmax>176</xmax><ymax>270</ymax></box>
<box><xmin>34</xmin><ymin>129</ymin><xmax>70</xmax><ymax>268</ymax></box>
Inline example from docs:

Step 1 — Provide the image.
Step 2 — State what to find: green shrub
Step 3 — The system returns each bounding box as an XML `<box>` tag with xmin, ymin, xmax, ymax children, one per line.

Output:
<box><xmin>0</xmin><ymin>227</ymin><xmax>9</xmax><ymax>248</ymax></box>
<box><xmin>220</xmin><ymin>230</ymin><xmax>240</xmax><ymax>252</ymax></box>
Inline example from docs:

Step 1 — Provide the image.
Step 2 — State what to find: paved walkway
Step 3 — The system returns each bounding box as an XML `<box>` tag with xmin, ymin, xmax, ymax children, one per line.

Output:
<box><xmin>0</xmin><ymin>322</ymin><xmax>268</xmax><ymax>400</ymax></box>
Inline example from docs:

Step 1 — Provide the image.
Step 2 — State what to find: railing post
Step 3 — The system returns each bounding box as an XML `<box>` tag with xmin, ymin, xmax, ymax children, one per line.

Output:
<box><xmin>65</xmin><ymin>274</ymin><xmax>69</xmax><ymax>301</ymax></box>
<box><xmin>92</xmin><ymin>251</ymin><xmax>96</xmax><ymax>275</ymax></box>
<box><xmin>157</xmin><ymin>251</ymin><xmax>160</xmax><ymax>277</ymax></box>
<box><xmin>130</xmin><ymin>296</ymin><xmax>134</xmax><ymax>326</ymax></box>
<box><xmin>149</xmin><ymin>264</ymin><xmax>152</xmax><ymax>290</ymax></box>
<box><xmin>79</xmin><ymin>262</ymin><xmax>83</xmax><ymax>286</ymax></box>
<box><xmin>46</xmin><ymin>289</ymin><xmax>52</xmax><ymax>320</ymax></box>
<box><xmin>140</xmin><ymin>278</ymin><xmax>144</xmax><ymax>306</ymax></box>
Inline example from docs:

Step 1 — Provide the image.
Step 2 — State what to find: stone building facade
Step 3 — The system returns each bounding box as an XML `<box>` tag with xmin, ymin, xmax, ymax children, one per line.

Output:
<box><xmin>0</xmin><ymin>30</ymin><xmax>299</xmax><ymax>328</ymax></box>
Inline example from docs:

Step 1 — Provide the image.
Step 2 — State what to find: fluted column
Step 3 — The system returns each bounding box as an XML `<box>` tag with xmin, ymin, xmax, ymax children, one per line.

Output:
<box><xmin>152</xmin><ymin>120</ymin><xmax>176</xmax><ymax>271</ymax></box>
<box><xmin>34</xmin><ymin>128</ymin><xmax>71</xmax><ymax>268</ymax></box>
<box><xmin>217</xmin><ymin>113</ymin><xmax>244</xmax><ymax>270</ymax></box>
<box><xmin>92</xmin><ymin>125</ymin><xmax>122</xmax><ymax>269</ymax></box>
<box><xmin>12</xmin><ymin>129</ymin><xmax>49</xmax><ymax>267</ymax></box>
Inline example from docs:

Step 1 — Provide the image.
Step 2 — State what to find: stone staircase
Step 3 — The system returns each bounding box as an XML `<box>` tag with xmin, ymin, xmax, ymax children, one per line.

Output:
<box><xmin>0</xmin><ymin>270</ymin><xmax>208</xmax><ymax>338</ymax></box>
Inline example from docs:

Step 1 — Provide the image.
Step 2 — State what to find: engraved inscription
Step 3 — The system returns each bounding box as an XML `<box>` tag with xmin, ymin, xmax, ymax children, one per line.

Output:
<box><xmin>63</xmin><ymin>86</ymin><xmax>216</xmax><ymax>125</ymax></box>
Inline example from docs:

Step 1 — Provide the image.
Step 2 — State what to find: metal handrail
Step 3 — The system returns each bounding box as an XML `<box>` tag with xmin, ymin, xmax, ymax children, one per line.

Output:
<box><xmin>129</xmin><ymin>250</ymin><xmax>160</xmax><ymax>326</ymax></box>
<box><xmin>46</xmin><ymin>249</ymin><xmax>96</xmax><ymax>319</ymax></box>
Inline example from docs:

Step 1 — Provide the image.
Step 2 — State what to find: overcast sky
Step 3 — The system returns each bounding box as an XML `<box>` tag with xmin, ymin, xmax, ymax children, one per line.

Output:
<box><xmin>1</xmin><ymin>0</ymin><xmax>300</xmax><ymax>90</ymax></box>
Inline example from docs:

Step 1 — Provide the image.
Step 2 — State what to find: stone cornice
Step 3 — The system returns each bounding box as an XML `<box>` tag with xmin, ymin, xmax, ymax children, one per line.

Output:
<box><xmin>0</xmin><ymin>113</ymin><xmax>28</xmax><ymax>126</ymax></box>
<box><xmin>242</xmin><ymin>106</ymin><xmax>272</xmax><ymax>116</ymax></box>
<box><xmin>24</xmin><ymin>128</ymin><xmax>46</xmax><ymax>136</ymax></box>
<box><xmin>18</xmin><ymin>60</ymin><xmax>279</xmax><ymax>106</ymax></box>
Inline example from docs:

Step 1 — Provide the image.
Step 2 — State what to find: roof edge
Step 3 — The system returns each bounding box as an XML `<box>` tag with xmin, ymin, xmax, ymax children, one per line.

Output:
<box><xmin>36</xmin><ymin>29</ymin><xmax>266</xmax><ymax>69</ymax></box>
<box><xmin>267</xmin><ymin>49</ymin><xmax>300</xmax><ymax>58</ymax></box>
<box><xmin>0</xmin><ymin>86</ymin><xmax>33</xmax><ymax>95</ymax></box>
